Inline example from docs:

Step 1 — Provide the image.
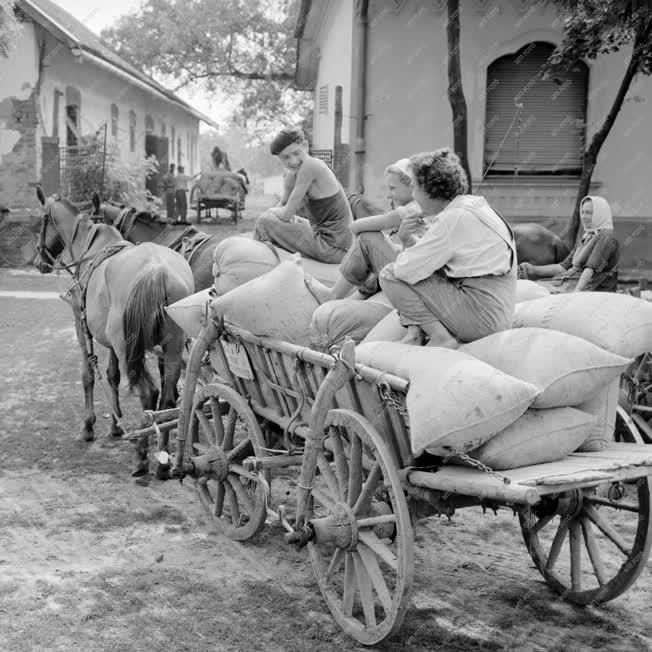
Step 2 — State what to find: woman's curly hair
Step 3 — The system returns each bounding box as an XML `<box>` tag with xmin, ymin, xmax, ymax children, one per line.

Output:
<box><xmin>409</xmin><ymin>148</ymin><xmax>468</xmax><ymax>200</ymax></box>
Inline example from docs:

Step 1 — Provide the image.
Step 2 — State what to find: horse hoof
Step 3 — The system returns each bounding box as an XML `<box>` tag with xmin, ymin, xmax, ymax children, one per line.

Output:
<box><xmin>131</xmin><ymin>464</ymin><xmax>150</xmax><ymax>477</ymax></box>
<box><xmin>76</xmin><ymin>427</ymin><xmax>95</xmax><ymax>442</ymax></box>
<box><xmin>134</xmin><ymin>474</ymin><xmax>151</xmax><ymax>487</ymax></box>
<box><xmin>109</xmin><ymin>427</ymin><xmax>125</xmax><ymax>438</ymax></box>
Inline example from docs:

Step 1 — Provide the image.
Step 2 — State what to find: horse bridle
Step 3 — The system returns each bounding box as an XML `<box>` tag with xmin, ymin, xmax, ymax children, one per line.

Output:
<box><xmin>37</xmin><ymin>195</ymin><xmax>97</xmax><ymax>274</ymax></box>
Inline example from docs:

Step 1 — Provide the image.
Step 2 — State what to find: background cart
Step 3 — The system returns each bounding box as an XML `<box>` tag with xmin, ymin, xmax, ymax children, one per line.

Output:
<box><xmin>136</xmin><ymin>318</ymin><xmax>652</xmax><ymax>646</ymax></box>
<box><xmin>189</xmin><ymin>171</ymin><xmax>246</xmax><ymax>225</ymax></box>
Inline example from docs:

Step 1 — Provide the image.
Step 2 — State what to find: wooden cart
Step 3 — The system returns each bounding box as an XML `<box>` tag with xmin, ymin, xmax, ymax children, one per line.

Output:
<box><xmin>189</xmin><ymin>171</ymin><xmax>245</xmax><ymax>225</ymax></box>
<box><xmin>138</xmin><ymin>320</ymin><xmax>652</xmax><ymax>646</ymax></box>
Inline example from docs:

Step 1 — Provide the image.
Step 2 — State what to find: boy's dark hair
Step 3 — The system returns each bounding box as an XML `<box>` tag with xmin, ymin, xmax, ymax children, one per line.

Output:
<box><xmin>270</xmin><ymin>127</ymin><xmax>305</xmax><ymax>156</ymax></box>
<box><xmin>409</xmin><ymin>148</ymin><xmax>468</xmax><ymax>200</ymax></box>
<box><xmin>169</xmin><ymin>163</ymin><xmax>175</xmax><ymax>172</ymax></box>
<box><xmin>178</xmin><ymin>165</ymin><xmax>184</xmax><ymax>173</ymax></box>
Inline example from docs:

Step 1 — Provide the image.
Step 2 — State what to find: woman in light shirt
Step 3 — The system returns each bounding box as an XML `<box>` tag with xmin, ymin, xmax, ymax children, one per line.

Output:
<box><xmin>379</xmin><ymin>148</ymin><xmax>517</xmax><ymax>347</ymax></box>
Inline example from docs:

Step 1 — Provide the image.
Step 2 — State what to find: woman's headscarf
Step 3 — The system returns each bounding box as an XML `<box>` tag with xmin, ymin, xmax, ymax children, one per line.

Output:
<box><xmin>581</xmin><ymin>195</ymin><xmax>613</xmax><ymax>237</ymax></box>
<box><xmin>571</xmin><ymin>195</ymin><xmax>614</xmax><ymax>267</ymax></box>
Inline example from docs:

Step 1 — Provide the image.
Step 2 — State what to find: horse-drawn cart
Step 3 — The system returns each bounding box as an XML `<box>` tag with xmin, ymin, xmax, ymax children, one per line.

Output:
<box><xmin>131</xmin><ymin>316</ymin><xmax>652</xmax><ymax>646</ymax></box>
<box><xmin>189</xmin><ymin>171</ymin><xmax>246</xmax><ymax>225</ymax></box>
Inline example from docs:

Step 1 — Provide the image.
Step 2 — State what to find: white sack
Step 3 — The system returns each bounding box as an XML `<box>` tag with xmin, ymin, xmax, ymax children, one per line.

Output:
<box><xmin>513</xmin><ymin>292</ymin><xmax>652</xmax><ymax>358</ymax></box>
<box><xmin>465</xmin><ymin>407</ymin><xmax>595</xmax><ymax>470</ymax></box>
<box><xmin>460</xmin><ymin>328</ymin><xmax>630</xmax><ymax>408</ymax></box>
<box><xmin>165</xmin><ymin>287</ymin><xmax>213</xmax><ymax>337</ymax></box>
<box><xmin>515</xmin><ymin>279</ymin><xmax>550</xmax><ymax>302</ymax></box>
<box><xmin>209</xmin><ymin>255</ymin><xmax>318</xmax><ymax>346</ymax></box>
<box><xmin>574</xmin><ymin>377</ymin><xmax>620</xmax><ymax>452</ymax></box>
<box><xmin>212</xmin><ymin>236</ymin><xmax>279</xmax><ymax>295</ymax></box>
<box><xmin>355</xmin><ymin>342</ymin><xmax>540</xmax><ymax>456</ymax></box>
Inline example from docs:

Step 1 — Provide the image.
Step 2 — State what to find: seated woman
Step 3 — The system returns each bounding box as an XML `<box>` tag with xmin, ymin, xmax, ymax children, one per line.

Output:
<box><xmin>254</xmin><ymin>127</ymin><xmax>353</xmax><ymax>264</ymax></box>
<box><xmin>378</xmin><ymin>148</ymin><xmax>517</xmax><ymax>348</ymax></box>
<box><xmin>518</xmin><ymin>196</ymin><xmax>619</xmax><ymax>292</ymax></box>
<box><xmin>318</xmin><ymin>158</ymin><xmax>429</xmax><ymax>301</ymax></box>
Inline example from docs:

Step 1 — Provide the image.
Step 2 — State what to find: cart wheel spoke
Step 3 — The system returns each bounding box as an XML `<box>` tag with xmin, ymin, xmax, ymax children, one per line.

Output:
<box><xmin>353</xmin><ymin>462</ymin><xmax>382</xmax><ymax>514</ymax></box>
<box><xmin>311</xmin><ymin>486</ymin><xmax>337</xmax><ymax>513</ymax></box>
<box><xmin>357</xmin><ymin>544</ymin><xmax>393</xmax><ymax>614</ymax></box>
<box><xmin>581</xmin><ymin>516</ymin><xmax>608</xmax><ymax>587</ymax></box>
<box><xmin>224</xmin><ymin>407</ymin><xmax>236</xmax><ymax>451</ymax></box>
<box><xmin>326</xmin><ymin>548</ymin><xmax>346</xmax><ymax>582</ymax></box>
<box><xmin>358</xmin><ymin>530</ymin><xmax>398</xmax><ymax>572</ymax></box>
<box><xmin>352</xmin><ymin>551</ymin><xmax>376</xmax><ymax>628</ymax></box>
<box><xmin>210</xmin><ymin>397</ymin><xmax>225</xmax><ymax>445</ymax></box>
<box><xmin>194</xmin><ymin>408</ymin><xmax>215</xmax><ymax>444</ymax></box>
<box><xmin>328</xmin><ymin>426</ymin><xmax>349</xmax><ymax>499</ymax></box>
<box><xmin>223</xmin><ymin>482</ymin><xmax>240</xmax><ymax>525</ymax></box>
<box><xmin>583</xmin><ymin>503</ymin><xmax>630</xmax><ymax>555</ymax></box>
<box><xmin>228</xmin><ymin>473</ymin><xmax>255</xmax><ymax>516</ymax></box>
<box><xmin>347</xmin><ymin>434</ymin><xmax>363</xmax><ymax>506</ymax></box>
<box><xmin>545</xmin><ymin>518</ymin><xmax>569</xmax><ymax>572</ymax></box>
<box><xmin>209</xmin><ymin>482</ymin><xmax>224</xmax><ymax>518</ymax></box>
<box><xmin>226</xmin><ymin>437</ymin><xmax>252</xmax><ymax>462</ymax></box>
<box><xmin>569</xmin><ymin>520</ymin><xmax>582</xmax><ymax>592</ymax></box>
<box><xmin>318</xmin><ymin>455</ymin><xmax>342</xmax><ymax>501</ymax></box>
<box><xmin>342</xmin><ymin>553</ymin><xmax>356</xmax><ymax>617</ymax></box>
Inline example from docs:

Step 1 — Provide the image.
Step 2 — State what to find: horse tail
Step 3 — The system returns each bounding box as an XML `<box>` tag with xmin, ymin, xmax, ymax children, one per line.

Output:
<box><xmin>123</xmin><ymin>264</ymin><xmax>168</xmax><ymax>389</ymax></box>
<box><xmin>554</xmin><ymin>236</ymin><xmax>571</xmax><ymax>263</ymax></box>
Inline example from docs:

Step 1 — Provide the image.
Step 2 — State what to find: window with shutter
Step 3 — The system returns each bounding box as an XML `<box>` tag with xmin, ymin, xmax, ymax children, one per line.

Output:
<box><xmin>484</xmin><ymin>42</ymin><xmax>588</xmax><ymax>176</ymax></box>
<box><xmin>319</xmin><ymin>85</ymin><xmax>328</xmax><ymax>114</ymax></box>
<box><xmin>110</xmin><ymin>104</ymin><xmax>119</xmax><ymax>138</ymax></box>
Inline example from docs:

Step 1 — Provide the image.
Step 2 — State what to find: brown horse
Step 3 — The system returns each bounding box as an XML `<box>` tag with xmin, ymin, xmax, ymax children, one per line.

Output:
<box><xmin>91</xmin><ymin>194</ymin><xmax>218</xmax><ymax>290</ymax></box>
<box><xmin>34</xmin><ymin>188</ymin><xmax>194</xmax><ymax>471</ymax></box>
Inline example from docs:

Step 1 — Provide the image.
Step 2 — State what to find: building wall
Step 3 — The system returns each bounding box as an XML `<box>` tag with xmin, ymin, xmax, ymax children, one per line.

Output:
<box><xmin>0</xmin><ymin>18</ymin><xmax>201</xmax><ymax>209</ymax></box>
<box><xmin>0</xmin><ymin>21</ymin><xmax>40</xmax><ymax>209</ymax></box>
<box><xmin>311</xmin><ymin>0</ymin><xmax>354</xmax><ymax>150</ymax></box>
<box><xmin>355</xmin><ymin>0</ymin><xmax>652</xmax><ymax>222</ymax></box>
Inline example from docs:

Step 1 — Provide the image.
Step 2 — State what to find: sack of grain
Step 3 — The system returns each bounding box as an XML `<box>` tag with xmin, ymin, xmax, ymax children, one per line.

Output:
<box><xmin>513</xmin><ymin>292</ymin><xmax>652</xmax><ymax>358</ymax></box>
<box><xmin>574</xmin><ymin>377</ymin><xmax>620</xmax><ymax>452</ymax></box>
<box><xmin>209</xmin><ymin>255</ymin><xmax>319</xmax><ymax>346</ymax></box>
<box><xmin>355</xmin><ymin>342</ymin><xmax>540</xmax><ymax>456</ymax></box>
<box><xmin>212</xmin><ymin>236</ymin><xmax>279</xmax><ymax>295</ymax></box>
<box><xmin>309</xmin><ymin>294</ymin><xmax>393</xmax><ymax>351</ymax></box>
<box><xmin>460</xmin><ymin>328</ymin><xmax>630</xmax><ymax>408</ymax></box>
<box><xmin>464</xmin><ymin>407</ymin><xmax>596</xmax><ymax>470</ymax></box>
<box><xmin>361</xmin><ymin>309</ymin><xmax>408</xmax><ymax>343</ymax></box>
<box><xmin>515</xmin><ymin>279</ymin><xmax>550</xmax><ymax>302</ymax></box>
<box><xmin>165</xmin><ymin>287</ymin><xmax>213</xmax><ymax>337</ymax></box>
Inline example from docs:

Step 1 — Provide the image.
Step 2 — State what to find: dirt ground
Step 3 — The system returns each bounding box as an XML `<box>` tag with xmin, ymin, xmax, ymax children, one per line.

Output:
<box><xmin>1</xmin><ymin>232</ymin><xmax>651</xmax><ymax>650</ymax></box>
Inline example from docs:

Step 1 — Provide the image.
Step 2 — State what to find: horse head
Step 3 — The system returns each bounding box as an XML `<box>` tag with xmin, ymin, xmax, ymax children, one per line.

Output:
<box><xmin>35</xmin><ymin>187</ymin><xmax>78</xmax><ymax>273</ymax></box>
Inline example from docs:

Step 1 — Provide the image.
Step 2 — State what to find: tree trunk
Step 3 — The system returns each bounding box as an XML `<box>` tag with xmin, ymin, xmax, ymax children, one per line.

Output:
<box><xmin>446</xmin><ymin>0</ymin><xmax>472</xmax><ymax>189</ymax></box>
<box><xmin>566</xmin><ymin>21</ymin><xmax>651</xmax><ymax>247</ymax></box>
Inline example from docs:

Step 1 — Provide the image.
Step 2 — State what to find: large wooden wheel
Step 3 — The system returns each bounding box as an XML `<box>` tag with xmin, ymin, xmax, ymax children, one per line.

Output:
<box><xmin>308</xmin><ymin>409</ymin><xmax>414</xmax><ymax>646</ymax></box>
<box><xmin>189</xmin><ymin>383</ymin><xmax>268</xmax><ymax>541</ymax></box>
<box><xmin>519</xmin><ymin>476</ymin><xmax>652</xmax><ymax>604</ymax></box>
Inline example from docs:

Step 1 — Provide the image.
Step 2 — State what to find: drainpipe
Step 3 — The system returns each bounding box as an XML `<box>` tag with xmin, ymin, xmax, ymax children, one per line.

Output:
<box><xmin>354</xmin><ymin>0</ymin><xmax>369</xmax><ymax>194</ymax></box>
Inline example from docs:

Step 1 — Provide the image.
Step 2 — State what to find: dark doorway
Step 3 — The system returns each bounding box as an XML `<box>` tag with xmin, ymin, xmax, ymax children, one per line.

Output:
<box><xmin>145</xmin><ymin>134</ymin><xmax>169</xmax><ymax>197</ymax></box>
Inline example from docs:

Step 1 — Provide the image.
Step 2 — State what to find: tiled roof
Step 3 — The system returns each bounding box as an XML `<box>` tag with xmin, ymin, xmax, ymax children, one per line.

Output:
<box><xmin>17</xmin><ymin>0</ymin><xmax>218</xmax><ymax>127</ymax></box>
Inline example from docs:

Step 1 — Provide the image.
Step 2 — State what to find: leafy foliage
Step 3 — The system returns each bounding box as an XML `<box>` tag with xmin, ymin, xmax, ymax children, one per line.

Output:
<box><xmin>0</xmin><ymin>0</ymin><xmax>20</xmax><ymax>58</ymax></box>
<box><xmin>101</xmin><ymin>0</ymin><xmax>312</xmax><ymax>130</ymax></box>
<box><xmin>66</xmin><ymin>134</ymin><xmax>160</xmax><ymax>211</ymax></box>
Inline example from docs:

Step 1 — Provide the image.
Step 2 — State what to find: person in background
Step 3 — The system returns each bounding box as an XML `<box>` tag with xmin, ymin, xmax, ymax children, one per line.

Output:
<box><xmin>174</xmin><ymin>165</ymin><xmax>190</xmax><ymax>225</ymax></box>
<box><xmin>518</xmin><ymin>196</ymin><xmax>619</xmax><ymax>292</ymax></box>
<box><xmin>254</xmin><ymin>127</ymin><xmax>353</xmax><ymax>264</ymax></box>
<box><xmin>161</xmin><ymin>163</ymin><xmax>176</xmax><ymax>222</ymax></box>
<box><xmin>379</xmin><ymin>148</ymin><xmax>517</xmax><ymax>348</ymax></box>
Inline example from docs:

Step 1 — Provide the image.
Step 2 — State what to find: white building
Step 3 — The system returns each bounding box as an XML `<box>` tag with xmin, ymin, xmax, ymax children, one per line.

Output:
<box><xmin>0</xmin><ymin>0</ymin><xmax>218</xmax><ymax>208</ymax></box>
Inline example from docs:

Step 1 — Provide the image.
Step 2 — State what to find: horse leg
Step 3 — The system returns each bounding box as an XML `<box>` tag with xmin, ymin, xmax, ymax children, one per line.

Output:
<box><xmin>158</xmin><ymin>323</ymin><xmax>185</xmax><ymax>454</ymax></box>
<box><xmin>131</xmin><ymin>365</ymin><xmax>160</xmax><ymax>477</ymax></box>
<box><xmin>107</xmin><ymin>349</ymin><xmax>124</xmax><ymax>437</ymax></box>
<box><xmin>73</xmin><ymin>307</ymin><xmax>96</xmax><ymax>442</ymax></box>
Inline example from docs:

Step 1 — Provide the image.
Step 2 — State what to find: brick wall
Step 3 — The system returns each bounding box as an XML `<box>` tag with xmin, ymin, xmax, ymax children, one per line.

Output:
<box><xmin>0</xmin><ymin>90</ymin><xmax>39</xmax><ymax>209</ymax></box>
<box><xmin>0</xmin><ymin>210</ymin><xmax>41</xmax><ymax>267</ymax></box>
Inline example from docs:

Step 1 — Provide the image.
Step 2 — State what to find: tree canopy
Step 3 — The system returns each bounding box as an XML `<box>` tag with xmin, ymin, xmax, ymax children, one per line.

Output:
<box><xmin>102</xmin><ymin>0</ymin><xmax>311</xmax><ymax>135</ymax></box>
<box><xmin>0</xmin><ymin>1</ymin><xmax>20</xmax><ymax>58</ymax></box>
<box><xmin>547</xmin><ymin>0</ymin><xmax>652</xmax><ymax>245</ymax></box>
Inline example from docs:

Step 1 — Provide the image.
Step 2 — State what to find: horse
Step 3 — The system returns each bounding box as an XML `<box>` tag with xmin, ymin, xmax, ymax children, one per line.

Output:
<box><xmin>34</xmin><ymin>188</ymin><xmax>195</xmax><ymax>473</ymax></box>
<box><xmin>512</xmin><ymin>222</ymin><xmax>570</xmax><ymax>265</ymax></box>
<box><xmin>90</xmin><ymin>194</ymin><xmax>219</xmax><ymax>291</ymax></box>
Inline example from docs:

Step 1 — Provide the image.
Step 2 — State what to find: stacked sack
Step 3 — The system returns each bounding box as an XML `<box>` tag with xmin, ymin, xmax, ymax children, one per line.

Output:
<box><xmin>513</xmin><ymin>292</ymin><xmax>652</xmax><ymax>451</ymax></box>
<box><xmin>356</xmin><ymin>320</ymin><xmax>634</xmax><ymax>469</ymax></box>
<box><xmin>309</xmin><ymin>293</ymin><xmax>393</xmax><ymax>351</ymax></box>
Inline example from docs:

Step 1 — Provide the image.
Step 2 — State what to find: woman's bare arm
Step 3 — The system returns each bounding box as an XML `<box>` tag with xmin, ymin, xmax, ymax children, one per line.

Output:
<box><xmin>350</xmin><ymin>210</ymin><xmax>402</xmax><ymax>234</ymax></box>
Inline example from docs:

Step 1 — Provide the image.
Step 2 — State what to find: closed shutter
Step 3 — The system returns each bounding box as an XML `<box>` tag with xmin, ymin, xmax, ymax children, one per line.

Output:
<box><xmin>319</xmin><ymin>85</ymin><xmax>329</xmax><ymax>114</ymax></box>
<box><xmin>484</xmin><ymin>42</ymin><xmax>587</xmax><ymax>174</ymax></box>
